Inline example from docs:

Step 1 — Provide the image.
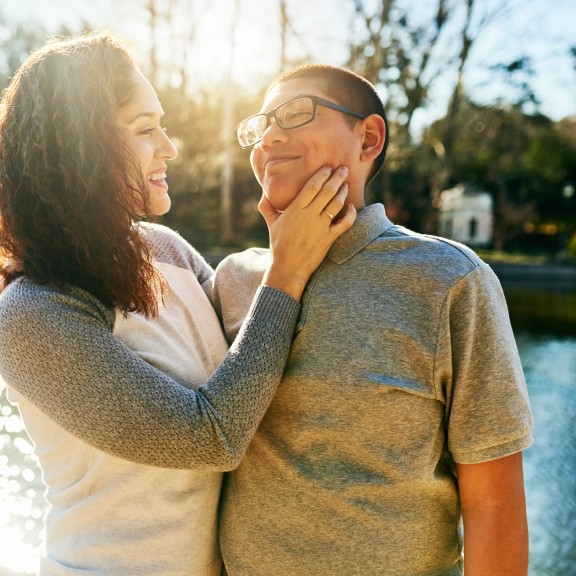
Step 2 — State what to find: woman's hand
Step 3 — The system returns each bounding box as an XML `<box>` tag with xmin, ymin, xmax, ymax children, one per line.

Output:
<box><xmin>0</xmin><ymin>258</ymin><xmax>22</xmax><ymax>293</ymax></box>
<box><xmin>259</xmin><ymin>165</ymin><xmax>356</xmax><ymax>301</ymax></box>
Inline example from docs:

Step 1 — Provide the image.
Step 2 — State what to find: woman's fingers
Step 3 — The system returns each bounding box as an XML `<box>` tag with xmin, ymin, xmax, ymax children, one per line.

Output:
<box><xmin>3</xmin><ymin>258</ymin><xmax>23</xmax><ymax>274</ymax></box>
<box><xmin>328</xmin><ymin>202</ymin><xmax>357</xmax><ymax>236</ymax></box>
<box><xmin>320</xmin><ymin>183</ymin><xmax>349</xmax><ymax>223</ymax></box>
<box><xmin>258</xmin><ymin>193</ymin><xmax>280</xmax><ymax>227</ymax></box>
<box><xmin>288</xmin><ymin>166</ymin><xmax>348</xmax><ymax>211</ymax></box>
<box><xmin>0</xmin><ymin>257</ymin><xmax>23</xmax><ymax>293</ymax></box>
<box><xmin>306</xmin><ymin>166</ymin><xmax>350</xmax><ymax>215</ymax></box>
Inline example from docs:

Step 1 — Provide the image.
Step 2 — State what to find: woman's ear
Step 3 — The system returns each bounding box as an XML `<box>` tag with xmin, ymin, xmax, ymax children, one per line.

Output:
<box><xmin>359</xmin><ymin>114</ymin><xmax>386</xmax><ymax>163</ymax></box>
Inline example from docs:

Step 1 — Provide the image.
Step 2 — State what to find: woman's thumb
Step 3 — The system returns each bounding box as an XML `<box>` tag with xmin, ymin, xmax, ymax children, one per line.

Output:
<box><xmin>258</xmin><ymin>193</ymin><xmax>279</xmax><ymax>226</ymax></box>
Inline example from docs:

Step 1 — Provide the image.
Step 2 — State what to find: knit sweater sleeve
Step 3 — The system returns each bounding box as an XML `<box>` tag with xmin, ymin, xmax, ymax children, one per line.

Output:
<box><xmin>0</xmin><ymin>279</ymin><xmax>299</xmax><ymax>470</ymax></box>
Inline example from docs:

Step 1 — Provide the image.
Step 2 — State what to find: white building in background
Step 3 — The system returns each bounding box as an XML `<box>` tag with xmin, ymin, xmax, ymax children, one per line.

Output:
<box><xmin>438</xmin><ymin>183</ymin><xmax>493</xmax><ymax>247</ymax></box>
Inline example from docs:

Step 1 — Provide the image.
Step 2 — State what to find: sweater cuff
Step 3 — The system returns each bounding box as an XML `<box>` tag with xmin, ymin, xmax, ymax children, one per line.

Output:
<box><xmin>247</xmin><ymin>285</ymin><xmax>301</xmax><ymax>331</ymax></box>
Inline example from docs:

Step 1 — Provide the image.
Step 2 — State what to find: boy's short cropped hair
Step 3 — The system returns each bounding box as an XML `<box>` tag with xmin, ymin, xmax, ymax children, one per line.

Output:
<box><xmin>268</xmin><ymin>64</ymin><xmax>389</xmax><ymax>182</ymax></box>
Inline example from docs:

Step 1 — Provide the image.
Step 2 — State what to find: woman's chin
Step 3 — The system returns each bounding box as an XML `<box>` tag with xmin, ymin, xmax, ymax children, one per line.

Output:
<box><xmin>148</xmin><ymin>197</ymin><xmax>171</xmax><ymax>217</ymax></box>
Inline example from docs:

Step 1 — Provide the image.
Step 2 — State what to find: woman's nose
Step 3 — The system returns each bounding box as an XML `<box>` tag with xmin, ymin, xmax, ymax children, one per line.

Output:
<box><xmin>159</xmin><ymin>130</ymin><xmax>178</xmax><ymax>160</ymax></box>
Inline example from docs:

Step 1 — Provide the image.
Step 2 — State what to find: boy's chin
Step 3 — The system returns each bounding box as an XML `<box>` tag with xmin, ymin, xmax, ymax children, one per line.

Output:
<box><xmin>264</xmin><ymin>184</ymin><xmax>301</xmax><ymax>212</ymax></box>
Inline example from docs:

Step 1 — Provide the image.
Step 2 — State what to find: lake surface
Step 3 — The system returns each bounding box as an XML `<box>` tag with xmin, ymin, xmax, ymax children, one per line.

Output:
<box><xmin>517</xmin><ymin>332</ymin><xmax>576</xmax><ymax>575</ymax></box>
<box><xmin>0</xmin><ymin>290</ymin><xmax>575</xmax><ymax>575</ymax></box>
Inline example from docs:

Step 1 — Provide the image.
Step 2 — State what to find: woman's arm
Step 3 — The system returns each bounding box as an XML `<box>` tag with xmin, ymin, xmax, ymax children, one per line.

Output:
<box><xmin>0</xmin><ymin>281</ymin><xmax>296</xmax><ymax>470</ymax></box>
<box><xmin>0</xmin><ymin>166</ymin><xmax>354</xmax><ymax>470</ymax></box>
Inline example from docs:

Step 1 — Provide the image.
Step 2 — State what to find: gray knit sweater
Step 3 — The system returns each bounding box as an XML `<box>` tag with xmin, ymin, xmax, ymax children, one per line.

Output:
<box><xmin>0</xmin><ymin>223</ymin><xmax>300</xmax><ymax>470</ymax></box>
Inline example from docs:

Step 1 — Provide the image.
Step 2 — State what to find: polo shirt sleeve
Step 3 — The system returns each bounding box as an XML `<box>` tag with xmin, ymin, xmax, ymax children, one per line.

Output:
<box><xmin>435</xmin><ymin>264</ymin><xmax>533</xmax><ymax>464</ymax></box>
<box><xmin>213</xmin><ymin>249</ymin><xmax>269</xmax><ymax>343</ymax></box>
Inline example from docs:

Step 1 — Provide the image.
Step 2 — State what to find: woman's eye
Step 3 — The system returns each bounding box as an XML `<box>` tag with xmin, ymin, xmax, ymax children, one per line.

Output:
<box><xmin>139</xmin><ymin>126</ymin><xmax>167</xmax><ymax>136</ymax></box>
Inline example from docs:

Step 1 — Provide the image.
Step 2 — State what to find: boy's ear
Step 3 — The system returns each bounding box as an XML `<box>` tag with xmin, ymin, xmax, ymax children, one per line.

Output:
<box><xmin>360</xmin><ymin>114</ymin><xmax>386</xmax><ymax>163</ymax></box>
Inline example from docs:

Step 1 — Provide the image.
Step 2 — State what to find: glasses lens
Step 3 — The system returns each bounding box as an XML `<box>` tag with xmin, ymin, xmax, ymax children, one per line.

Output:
<box><xmin>237</xmin><ymin>114</ymin><xmax>267</xmax><ymax>147</ymax></box>
<box><xmin>276</xmin><ymin>97</ymin><xmax>315</xmax><ymax>129</ymax></box>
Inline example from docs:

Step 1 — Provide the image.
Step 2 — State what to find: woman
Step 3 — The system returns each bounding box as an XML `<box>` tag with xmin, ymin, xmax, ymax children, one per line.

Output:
<box><xmin>0</xmin><ymin>32</ymin><xmax>354</xmax><ymax>575</ymax></box>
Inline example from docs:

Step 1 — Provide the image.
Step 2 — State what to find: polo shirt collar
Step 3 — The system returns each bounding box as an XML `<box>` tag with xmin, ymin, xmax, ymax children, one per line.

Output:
<box><xmin>327</xmin><ymin>203</ymin><xmax>394</xmax><ymax>264</ymax></box>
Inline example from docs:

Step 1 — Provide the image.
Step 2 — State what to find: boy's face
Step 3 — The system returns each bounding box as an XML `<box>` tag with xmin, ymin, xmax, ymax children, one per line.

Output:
<box><xmin>250</xmin><ymin>79</ymin><xmax>364</xmax><ymax>211</ymax></box>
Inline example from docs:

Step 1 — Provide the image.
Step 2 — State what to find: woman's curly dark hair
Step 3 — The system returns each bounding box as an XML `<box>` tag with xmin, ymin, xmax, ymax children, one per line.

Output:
<box><xmin>0</xmin><ymin>31</ymin><xmax>165</xmax><ymax>316</ymax></box>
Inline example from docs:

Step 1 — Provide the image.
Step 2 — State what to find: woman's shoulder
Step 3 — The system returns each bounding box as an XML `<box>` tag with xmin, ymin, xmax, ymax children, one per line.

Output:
<box><xmin>138</xmin><ymin>222</ymin><xmax>214</xmax><ymax>281</ymax></box>
<box><xmin>138</xmin><ymin>221</ymin><xmax>189</xmax><ymax>250</ymax></box>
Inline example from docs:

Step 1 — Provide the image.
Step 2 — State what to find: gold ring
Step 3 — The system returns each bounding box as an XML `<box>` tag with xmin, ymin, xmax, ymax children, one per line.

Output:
<box><xmin>324</xmin><ymin>209</ymin><xmax>335</xmax><ymax>220</ymax></box>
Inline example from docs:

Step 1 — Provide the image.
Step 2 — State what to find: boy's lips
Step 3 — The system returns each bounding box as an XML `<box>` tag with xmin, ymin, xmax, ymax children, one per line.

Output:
<box><xmin>264</xmin><ymin>155</ymin><xmax>299</xmax><ymax>169</ymax></box>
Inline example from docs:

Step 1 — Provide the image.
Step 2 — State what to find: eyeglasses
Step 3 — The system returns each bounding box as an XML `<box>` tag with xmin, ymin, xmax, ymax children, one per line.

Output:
<box><xmin>235</xmin><ymin>95</ymin><xmax>367</xmax><ymax>148</ymax></box>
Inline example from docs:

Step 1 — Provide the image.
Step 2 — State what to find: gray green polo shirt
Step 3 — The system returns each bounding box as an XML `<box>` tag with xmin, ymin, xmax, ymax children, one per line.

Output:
<box><xmin>214</xmin><ymin>203</ymin><xmax>533</xmax><ymax>576</ymax></box>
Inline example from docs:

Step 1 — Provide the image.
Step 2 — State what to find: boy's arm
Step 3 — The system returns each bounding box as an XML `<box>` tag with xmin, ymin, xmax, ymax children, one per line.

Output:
<box><xmin>457</xmin><ymin>452</ymin><xmax>529</xmax><ymax>576</ymax></box>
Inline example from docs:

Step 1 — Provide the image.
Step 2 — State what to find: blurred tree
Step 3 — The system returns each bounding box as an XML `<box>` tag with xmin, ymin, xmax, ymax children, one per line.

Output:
<box><xmin>347</xmin><ymin>0</ymin><xmax>529</xmax><ymax>233</ymax></box>
<box><xmin>2</xmin><ymin>2</ymin><xmax>572</xmax><ymax>258</ymax></box>
<box><xmin>276</xmin><ymin>0</ymin><xmax>312</xmax><ymax>74</ymax></box>
<box><xmin>345</xmin><ymin>0</ymin><xmax>509</xmax><ymax>144</ymax></box>
<box><xmin>427</xmin><ymin>53</ymin><xmax>542</xmax><ymax>236</ymax></box>
<box><xmin>345</xmin><ymin>0</ymin><xmax>525</xmax><ymax>234</ymax></box>
<box><xmin>157</xmin><ymin>83</ymin><xmax>268</xmax><ymax>252</ymax></box>
<box><xmin>139</xmin><ymin>0</ymin><xmax>207</xmax><ymax>96</ymax></box>
<box><xmin>0</xmin><ymin>25</ymin><xmax>42</xmax><ymax>90</ymax></box>
<box><xmin>123</xmin><ymin>0</ymin><xmax>242</xmax><ymax>247</ymax></box>
<box><xmin>146</xmin><ymin>0</ymin><xmax>159</xmax><ymax>84</ymax></box>
<box><xmin>0</xmin><ymin>12</ymin><xmax>85</xmax><ymax>92</ymax></box>
<box><xmin>422</xmin><ymin>99</ymin><xmax>576</xmax><ymax>252</ymax></box>
<box><xmin>0</xmin><ymin>4</ymin><xmax>105</xmax><ymax>93</ymax></box>
<box><xmin>280</xmin><ymin>0</ymin><xmax>289</xmax><ymax>72</ymax></box>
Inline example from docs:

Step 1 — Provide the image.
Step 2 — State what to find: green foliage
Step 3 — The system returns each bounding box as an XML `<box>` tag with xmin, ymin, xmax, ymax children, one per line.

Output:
<box><xmin>567</xmin><ymin>234</ymin><xmax>576</xmax><ymax>262</ymax></box>
<box><xmin>420</xmin><ymin>98</ymin><xmax>576</xmax><ymax>251</ymax></box>
<box><xmin>156</xmin><ymin>84</ymin><xmax>268</xmax><ymax>249</ymax></box>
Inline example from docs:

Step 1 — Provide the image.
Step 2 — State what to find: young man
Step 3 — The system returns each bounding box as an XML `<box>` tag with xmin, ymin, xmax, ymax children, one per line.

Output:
<box><xmin>213</xmin><ymin>65</ymin><xmax>533</xmax><ymax>576</ymax></box>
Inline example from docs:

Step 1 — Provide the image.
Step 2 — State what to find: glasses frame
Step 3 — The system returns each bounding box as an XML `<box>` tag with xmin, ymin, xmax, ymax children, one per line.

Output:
<box><xmin>235</xmin><ymin>95</ymin><xmax>367</xmax><ymax>148</ymax></box>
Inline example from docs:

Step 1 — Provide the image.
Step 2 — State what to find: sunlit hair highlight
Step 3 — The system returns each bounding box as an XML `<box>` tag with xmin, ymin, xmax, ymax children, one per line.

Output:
<box><xmin>0</xmin><ymin>31</ymin><xmax>165</xmax><ymax>316</ymax></box>
<box><xmin>268</xmin><ymin>64</ymin><xmax>389</xmax><ymax>183</ymax></box>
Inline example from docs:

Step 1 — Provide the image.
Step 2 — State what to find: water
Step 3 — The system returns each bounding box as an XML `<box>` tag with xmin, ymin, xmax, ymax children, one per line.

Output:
<box><xmin>0</xmin><ymin>392</ymin><xmax>45</xmax><ymax>575</ymax></box>
<box><xmin>517</xmin><ymin>332</ymin><xmax>576</xmax><ymax>575</ymax></box>
<box><xmin>0</xmin><ymin>311</ymin><xmax>575</xmax><ymax>574</ymax></box>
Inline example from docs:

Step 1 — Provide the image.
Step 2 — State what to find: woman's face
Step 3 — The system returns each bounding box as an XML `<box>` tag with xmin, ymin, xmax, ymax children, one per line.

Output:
<box><xmin>117</xmin><ymin>70</ymin><xmax>178</xmax><ymax>216</ymax></box>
